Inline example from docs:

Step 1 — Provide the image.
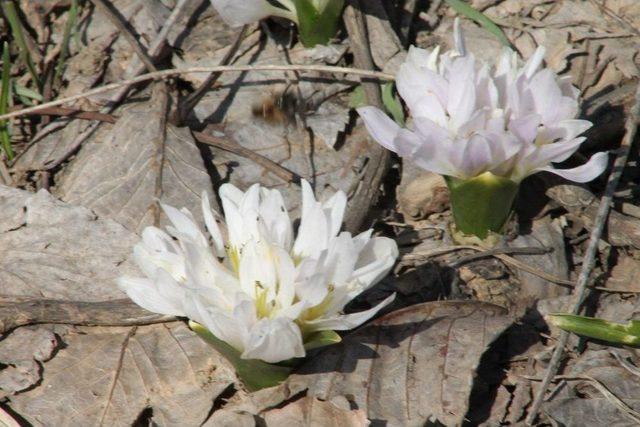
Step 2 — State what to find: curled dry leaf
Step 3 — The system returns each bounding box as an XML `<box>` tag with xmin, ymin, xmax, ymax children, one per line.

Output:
<box><xmin>398</xmin><ymin>164</ymin><xmax>449</xmax><ymax>220</ymax></box>
<box><xmin>0</xmin><ymin>328</ymin><xmax>58</xmax><ymax>394</ymax></box>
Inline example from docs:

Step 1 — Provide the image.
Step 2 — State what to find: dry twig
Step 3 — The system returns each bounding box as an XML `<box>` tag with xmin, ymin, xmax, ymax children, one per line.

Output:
<box><xmin>176</xmin><ymin>25</ymin><xmax>250</xmax><ymax>123</ymax></box>
<box><xmin>525</xmin><ymin>83</ymin><xmax>640</xmax><ymax>425</ymax></box>
<box><xmin>193</xmin><ymin>131</ymin><xmax>300</xmax><ymax>183</ymax></box>
<box><xmin>0</xmin><ymin>297</ymin><xmax>174</xmax><ymax>334</ymax></box>
<box><xmin>0</xmin><ymin>65</ymin><xmax>393</xmax><ymax>123</ymax></box>
<box><xmin>89</xmin><ymin>0</ymin><xmax>157</xmax><ymax>72</ymax></box>
<box><xmin>525</xmin><ymin>374</ymin><xmax>640</xmax><ymax>424</ymax></box>
<box><xmin>342</xmin><ymin>0</ymin><xmax>391</xmax><ymax>233</ymax></box>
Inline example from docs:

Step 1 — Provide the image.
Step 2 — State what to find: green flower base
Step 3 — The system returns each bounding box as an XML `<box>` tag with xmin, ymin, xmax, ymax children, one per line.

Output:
<box><xmin>445</xmin><ymin>172</ymin><xmax>519</xmax><ymax>239</ymax></box>
<box><xmin>189</xmin><ymin>321</ymin><xmax>341</xmax><ymax>391</ymax></box>
<box><xmin>292</xmin><ymin>0</ymin><xmax>345</xmax><ymax>47</ymax></box>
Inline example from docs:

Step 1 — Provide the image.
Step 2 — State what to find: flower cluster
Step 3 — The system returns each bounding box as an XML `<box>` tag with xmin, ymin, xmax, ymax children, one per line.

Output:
<box><xmin>358</xmin><ymin>20</ymin><xmax>607</xmax><ymax>185</ymax></box>
<box><xmin>118</xmin><ymin>181</ymin><xmax>398</xmax><ymax>364</ymax></box>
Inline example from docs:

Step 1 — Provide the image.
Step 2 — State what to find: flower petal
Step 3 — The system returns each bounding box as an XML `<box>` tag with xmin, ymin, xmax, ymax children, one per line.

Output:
<box><xmin>536</xmin><ymin>151</ymin><xmax>608</xmax><ymax>183</ymax></box>
<box><xmin>351</xmin><ymin>237</ymin><xmax>399</xmax><ymax>294</ymax></box>
<box><xmin>242</xmin><ymin>317</ymin><xmax>305</xmax><ymax>363</ymax></box>
<box><xmin>209</xmin><ymin>0</ymin><xmax>291</xmax><ymax>27</ymax></box>
<box><xmin>117</xmin><ymin>270</ymin><xmax>186</xmax><ymax>316</ymax></box>
<box><xmin>357</xmin><ymin>106</ymin><xmax>402</xmax><ymax>152</ymax></box>
<box><xmin>201</xmin><ymin>191</ymin><xmax>226</xmax><ymax>257</ymax></box>
<box><xmin>304</xmin><ymin>293</ymin><xmax>396</xmax><ymax>332</ymax></box>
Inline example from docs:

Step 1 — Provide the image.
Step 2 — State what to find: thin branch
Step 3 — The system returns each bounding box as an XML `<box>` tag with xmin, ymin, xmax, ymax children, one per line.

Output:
<box><xmin>177</xmin><ymin>25</ymin><xmax>249</xmax><ymax>123</ymax></box>
<box><xmin>342</xmin><ymin>0</ymin><xmax>391</xmax><ymax>233</ymax></box>
<box><xmin>0</xmin><ymin>65</ymin><xmax>394</xmax><ymax>122</ymax></box>
<box><xmin>151</xmin><ymin>82</ymin><xmax>169</xmax><ymax>226</ymax></box>
<box><xmin>193</xmin><ymin>131</ymin><xmax>300</xmax><ymax>183</ymax></box>
<box><xmin>525</xmin><ymin>83</ymin><xmax>640</xmax><ymax>425</ymax></box>
<box><xmin>90</xmin><ymin>0</ymin><xmax>157</xmax><ymax>72</ymax></box>
<box><xmin>0</xmin><ymin>297</ymin><xmax>174</xmax><ymax>334</ymax></box>
<box><xmin>10</xmin><ymin>106</ymin><xmax>117</xmax><ymax>123</ymax></box>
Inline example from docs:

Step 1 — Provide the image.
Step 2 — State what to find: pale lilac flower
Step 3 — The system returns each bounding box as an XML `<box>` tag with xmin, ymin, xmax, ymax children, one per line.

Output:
<box><xmin>358</xmin><ymin>19</ymin><xmax>607</xmax><ymax>184</ymax></box>
<box><xmin>118</xmin><ymin>181</ymin><xmax>398</xmax><ymax>363</ymax></box>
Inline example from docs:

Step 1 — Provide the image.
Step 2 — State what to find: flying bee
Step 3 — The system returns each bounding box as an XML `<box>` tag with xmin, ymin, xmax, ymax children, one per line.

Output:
<box><xmin>251</xmin><ymin>86</ymin><xmax>302</xmax><ymax>127</ymax></box>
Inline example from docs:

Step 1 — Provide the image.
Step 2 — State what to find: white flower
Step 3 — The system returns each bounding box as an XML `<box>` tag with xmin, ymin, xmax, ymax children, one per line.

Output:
<box><xmin>357</xmin><ymin>19</ymin><xmax>608</xmax><ymax>184</ymax></box>
<box><xmin>118</xmin><ymin>181</ymin><xmax>398</xmax><ymax>364</ymax></box>
<box><xmin>208</xmin><ymin>0</ymin><xmax>297</xmax><ymax>27</ymax></box>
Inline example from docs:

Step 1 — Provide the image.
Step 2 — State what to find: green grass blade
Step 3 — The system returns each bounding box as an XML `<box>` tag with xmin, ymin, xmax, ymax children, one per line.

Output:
<box><xmin>13</xmin><ymin>82</ymin><xmax>42</xmax><ymax>101</ymax></box>
<box><xmin>0</xmin><ymin>42</ymin><xmax>13</xmax><ymax>159</ymax></box>
<box><xmin>443</xmin><ymin>0</ymin><xmax>511</xmax><ymax>48</ymax></box>
<box><xmin>1</xmin><ymin>0</ymin><xmax>41</xmax><ymax>91</ymax></box>
<box><xmin>54</xmin><ymin>0</ymin><xmax>79</xmax><ymax>88</ymax></box>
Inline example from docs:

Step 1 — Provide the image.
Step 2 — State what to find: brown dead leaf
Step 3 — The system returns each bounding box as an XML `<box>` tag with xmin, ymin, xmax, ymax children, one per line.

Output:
<box><xmin>0</xmin><ymin>185</ymin><xmax>138</xmax><ymax>301</ymax></box>
<box><xmin>173</xmin><ymin>23</ymin><xmax>362</xmax><ymax>211</ymax></box>
<box><xmin>510</xmin><ymin>217</ymin><xmax>570</xmax><ymax>307</ymax></box>
<box><xmin>262</xmin><ymin>396</ymin><xmax>369</xmax><ymax>427</ymax></box>
<box><xmin>219</xmin><ymin>301</ymin><xmax>512</xmax><ymax>426</ymax></box>
<box><xmin>606</xmin><ymin>256</ymin><xmax>640</xmax><ymax>292</ymax></box>
<box><xmin>543</xmin><ymin>351</ymin><xmax>640</xmax><ymax>426</ymax></box>
<box><xmin>55</xmin><ymin>84</ymin><xmax>216</xmax><ymax>233</ymax></box>
<box><xmin>7</xmin><ymin>323</ymin><xmax>235</xmax><ymax>427</ymax></box>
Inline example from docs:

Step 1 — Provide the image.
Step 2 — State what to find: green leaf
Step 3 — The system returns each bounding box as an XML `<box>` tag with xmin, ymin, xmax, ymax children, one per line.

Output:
<box><xmin>547</xmin><ymin>314</ymin><xmax>640</xmax><ymax>346</ymax></box>
<box><xmin>189</xmin><ymin>321</ymin><xmax>295</xmax><ymax>391</ymax></box>
<box><xmin>304</xmin><ymin>329</ymin><xmax>342</xmax><ymax>351</ymax></box>
<box><xmin>382</xmin><ymin>83</ymin><xmax>405</xmax><ymax>126</ymax></box>
<box><xmin>0</xmin><ymin>41</ymin><xmax>13</xmax><ymax>160</ymax></box>
<box><xmin>445</xmin><ymin>172</ymin><xmax>519</xmax><ymax>239</ymax></box>
<box><xmin>291</xmin><ymin>0</ymin><xmax>344</xmax><ymax>47</ymax></box>
<box><xmin>443</xmin><ymin>0</ymin><xmax>511</xmax><ymax>48</ymax></box>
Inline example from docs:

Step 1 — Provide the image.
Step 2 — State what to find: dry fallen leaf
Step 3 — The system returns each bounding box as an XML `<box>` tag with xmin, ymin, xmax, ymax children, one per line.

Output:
<box><xmin>262</xmin><ymin>396</ymin><xmax>370</xmax><ymax>427</ymax></box>
<box><xmin>7</xmin><ymin>323</ymin><xmax>235</xmax><ymax>427</ymax></box>
<box><xmin>0</xmin><ymin>185</ymin><xmax>138</xmax><ymax>301</ymax></box>
<box><xmin>0</xmin><ymin>328</ymin><xmax>58</xmax><ymax>395</ymax></box>
<box><xmin>216</xmin><ymin>301</ymin><xmax>513</xmax><ymax>426</ymax></box>
<box><xmin>55</xmin><ymin>83</ymin><xmax>216</xmax><ymax>233</ymax></box>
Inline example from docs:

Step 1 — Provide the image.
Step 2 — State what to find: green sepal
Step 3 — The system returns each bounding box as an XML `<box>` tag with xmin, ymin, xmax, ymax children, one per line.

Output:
<box><xmin>189</xmin><ymin>321</ymin><xmax>296</xmax><ymax>391</ymax></box>
<box><xmin>291</xmin><ymin>0</ymin><xmax>344</xmax><ymax>47</ymax></box>
<box><xmin>381</xmin><ymin>83</ymin><xmax>405</xmax><ymax>126</ymax></box>
<box><xmin>547</xmin><ymin>314</ymin><xmax>640</xmax><ymax>346</ymax></box>
<box><xmin>445</xmin><ymin>172</ymin><xmax>519</xmax><ymax>239</ymax></box>
<box><xmin>350</xmin><ymin>82</ymin><xmax>405</xmax><ymax>126</ymax></box>
<box><xmin>303</xmin><ymin>329</ymin><xmax>342</xmax><ymax>351</ymax></box>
